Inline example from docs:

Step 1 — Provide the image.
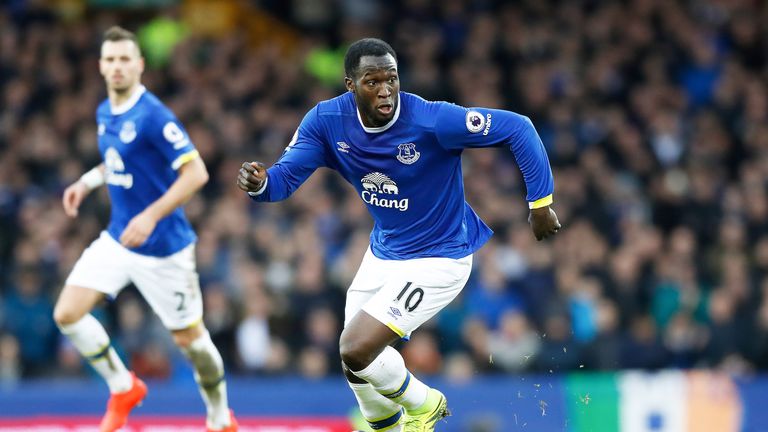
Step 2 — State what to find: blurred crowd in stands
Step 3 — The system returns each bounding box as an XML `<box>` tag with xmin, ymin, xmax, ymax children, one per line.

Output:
<box><xmin>1</xmin><ymin>0</ymin><xmax>768</xmax><ymax>386</ymax></box>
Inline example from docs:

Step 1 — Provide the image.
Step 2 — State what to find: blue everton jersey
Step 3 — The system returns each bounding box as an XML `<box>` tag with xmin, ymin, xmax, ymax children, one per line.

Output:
<box><xmin>96</xmin><ymin>86</ymin><xmax>198</xmax><ymax>256</ymax></box>
<box><xmin>252</xmin><ymin>91</ymin><xmax>554</xmax><ymax>260</ymax></box>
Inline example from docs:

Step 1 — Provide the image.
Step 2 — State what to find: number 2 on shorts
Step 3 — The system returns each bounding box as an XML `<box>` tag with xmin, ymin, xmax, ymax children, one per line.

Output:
<box><xmin>174</xmin><ymin>291</ymin><xmax>186</xmax><ymax>311</ymax></box>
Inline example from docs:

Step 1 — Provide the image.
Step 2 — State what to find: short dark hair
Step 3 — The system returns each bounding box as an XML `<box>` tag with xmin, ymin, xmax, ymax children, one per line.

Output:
<box><xmin>102</xmin><ymin>25</ymin><xmax>140</xmax><ymax>54</ymax></box>
<box><xmin>344</xmin><ymin>38</ymin><xmax>397</xmax><ymax>78</ymax></box>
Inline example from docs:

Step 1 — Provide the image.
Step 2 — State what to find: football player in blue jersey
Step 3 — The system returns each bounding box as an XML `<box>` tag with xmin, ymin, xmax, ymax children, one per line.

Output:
<box><xmin>53</xmin><ymin>26</ymin><xmax>237</xmax><ymax>432</ymax></box>
<box><xmin>237</xmin><ymin>38</ymin><xmax>560</xmax><ymax>431</ymax></box>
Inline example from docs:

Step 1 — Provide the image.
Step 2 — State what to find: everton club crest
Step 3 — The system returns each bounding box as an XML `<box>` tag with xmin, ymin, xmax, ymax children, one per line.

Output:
<box><xmin>119</xmin><ymin>121</ymin><xmax>137</xmax><ymax>143</ymax></box>
<box><xmin>396</xmin><ymin>143</ymin><xmax>420</xmax><ymax>165</ymax></box>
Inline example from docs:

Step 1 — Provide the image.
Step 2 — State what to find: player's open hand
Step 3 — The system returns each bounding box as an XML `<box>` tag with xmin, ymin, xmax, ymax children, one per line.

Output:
<box><xmin>120</xmin><ymin>211</ymin><xmax>157</xmax><ymax>248</ymax></box>
<box><xmin>62</xmin><ymin>181</ymin><xmax>90</xmax><ymax>218</ymax></box>
<box><xmin>529</xmin><ymin>205</ymin><xmax>561</xmax><ymax>241</ymax></box>
<box><xmin>237</xmin><ymin>161</ymin><xmax>267</xmax><ymax>193</ymax></box>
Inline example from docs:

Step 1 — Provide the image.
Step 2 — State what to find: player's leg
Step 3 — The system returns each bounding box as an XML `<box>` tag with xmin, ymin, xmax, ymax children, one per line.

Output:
<box><xmin>343</xmin><ymin>248</ymin><xmax>404</xmax><ymax>431</ymax></box>
<box><xmin>130</xmin><ymin>244</ymin><xmax>235</xmax><ymax>431</ymax></box>
<box><xmin>341</xmin><ymin>312</ymin><xmax>431</xmax><ymax>413</ymax></box>
<box><xmin>54</xmin><ymin>232</ymin><xmax>145</xmax><ymax>432</ymax></box>
<box><xmin>54</xmin><ymin>285</ymin><xmax>133</xmax><ymax>392</ymax></box>
<box><xmin>171</xmin><ymin>323</ymin><xmax>236</xmax><ymax>431</ymax></box>
<box><xmin>340</xmin><ymin>254</ymin><xmax>473</xmax><ymax>431</ymax></box>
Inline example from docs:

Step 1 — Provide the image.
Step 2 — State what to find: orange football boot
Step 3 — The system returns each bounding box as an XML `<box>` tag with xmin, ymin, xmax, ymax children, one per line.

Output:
<box><xmin>99</xmin><ymin>373</ymin><xmax>147</xmax><ymax>432</ymax></box>
<box><xmin>207</xmin><ymin>410</ymin><xmax>238</xmax><ymax>432</ymax></box>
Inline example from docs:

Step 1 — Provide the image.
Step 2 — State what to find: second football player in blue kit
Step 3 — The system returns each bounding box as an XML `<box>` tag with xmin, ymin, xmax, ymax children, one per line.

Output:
<box><xmin>55</xmin><ymin>26</ymin><xmax>237</xmax><ymax>432</ymax></box>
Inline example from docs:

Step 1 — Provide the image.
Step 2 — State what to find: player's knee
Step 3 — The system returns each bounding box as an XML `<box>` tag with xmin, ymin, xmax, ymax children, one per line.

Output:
<box><xmin>172</xmin><ymin>331</ymin><xmax>195</xmax><ymax>348</ymax></box>
<box><xmin>339</xmin><ymin>343</ymin><xmax>364</xmax><ymax>371</ymax></box>
<box><xmin>172</xmin><ymin>324</ymin><xmax>204</xmax><ymax>349</ymax></box>
<box><xmin>339</xmin><ymin>333</ymin><xmax>372</xmax><ymax>371</ymax></box>
<box><xmin>53</xmin><ymin>304</ymin><xmax>84</xmax><ymax>327</ymax></box>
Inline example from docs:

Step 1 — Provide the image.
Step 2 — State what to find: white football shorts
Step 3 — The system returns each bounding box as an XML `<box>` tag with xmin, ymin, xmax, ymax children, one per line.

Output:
<box><xmin>66</xmin><ymin>231</ymin><xmax>203</xmax><ymax>330</ymax></box>
<box><xmin>345</xmin><ymin>247</ymin><xmax>473</xmax><ymax>338</ymax></box>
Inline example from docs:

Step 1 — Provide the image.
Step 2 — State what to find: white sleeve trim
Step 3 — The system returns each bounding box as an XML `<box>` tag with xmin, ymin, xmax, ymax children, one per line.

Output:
<box><xmin>247</xmin><ymin>177</ymin><xmax>269</xmax><ymax>196</ymax></box>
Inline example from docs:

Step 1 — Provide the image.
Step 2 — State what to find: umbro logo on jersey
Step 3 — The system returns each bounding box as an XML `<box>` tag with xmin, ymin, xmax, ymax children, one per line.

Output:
<box><xmin>360</xmin><ymin>172</ymin><xmax>409</xmax><ymax>212</ymax></box>
<box><xmin>396</xmin><ymin>143</ymin><xmax>420</xmax><ymax>165</ymax></box>
<box><xmin>336</xmin><ymin>141</ymin><xmax>350</xmax><ymax>153</ymax></box>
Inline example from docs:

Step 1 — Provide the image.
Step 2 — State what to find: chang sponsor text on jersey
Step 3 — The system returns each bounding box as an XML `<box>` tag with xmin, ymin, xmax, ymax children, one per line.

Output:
<box><xmin>361</xmin><ymin>172</ymin><xmax>408</xmax><ymax>212</ymax></box>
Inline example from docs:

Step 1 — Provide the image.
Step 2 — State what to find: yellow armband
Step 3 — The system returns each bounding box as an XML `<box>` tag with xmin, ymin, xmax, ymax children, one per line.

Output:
<box><xmin>528</xmin><ymin>194</ymin><xmax>553</xmax><ymax>209</ymax></box>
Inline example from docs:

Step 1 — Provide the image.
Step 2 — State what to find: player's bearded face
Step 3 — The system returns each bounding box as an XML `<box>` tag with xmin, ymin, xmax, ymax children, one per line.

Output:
<box><xmin>348</xmin><ymin>54</ymin><xmax>400</xmax><ymax>128</ymax></box>
<box><xmin>99</xmin><ymin>40</ymin><xmax>144</xmax><ymax>93</ymax></box>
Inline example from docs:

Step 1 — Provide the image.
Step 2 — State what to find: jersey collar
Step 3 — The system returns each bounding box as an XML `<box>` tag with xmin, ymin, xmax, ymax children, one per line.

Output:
<box><xmin>356</xmin><ymin>93</ymin><xmax>401</xmax><ymax>133</ymax></box>
<box><xmin>110</xmin><ymin>85</ymin><xmax>147</xmax><ymax>115</ymax></box>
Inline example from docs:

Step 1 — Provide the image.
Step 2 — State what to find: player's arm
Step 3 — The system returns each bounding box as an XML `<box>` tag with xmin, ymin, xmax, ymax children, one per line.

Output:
<box><xmin>140</xmin><ymin>155</ymin><xmax>208</xmax><ymax>221</ymax></box>
<box><xmin>63</xmin><ymin>163</ymin><xmax>106</xmax><ymax>217</ymax></box>
<box><xmin>434</xmin><ymin>103</ymin><xmax>560</xmax><ymax>240</ymax></box>
<box><xmin>237</xmin><ymin>107</ymin><xmax>328</xmax><ymax>202</ymax></box>
<box><xmin>120</xmin><ymin>153</ymin><xmax>208</xmax><ymax>248</ymax></box>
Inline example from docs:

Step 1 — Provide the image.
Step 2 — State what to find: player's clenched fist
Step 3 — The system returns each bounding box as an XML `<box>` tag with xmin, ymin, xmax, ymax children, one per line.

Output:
<box><xmin>237</xmin><ymin>161</ymin><xmax>267</xmax><ymax>193</ymax></box>
<box><xmin>528</xmin><ymin>206</ymin><xmax>561</xmax><ymax>241</ymax></box>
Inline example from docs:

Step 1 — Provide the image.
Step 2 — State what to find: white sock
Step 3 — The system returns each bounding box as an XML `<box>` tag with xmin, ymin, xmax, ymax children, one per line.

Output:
<box><xmin>182</xmin><ymin>331</ymin><xmax>230</xmax><ymax>429</ymax></box>
<box><xmin>352</xmin><ymin>346</ymin><xmax>429</xmax><ymax>411</ymax></box>
<box><xmin>58</xmin><ymin>314</ymin><xmax>132</xmax><ymax>393</ymax></box>
<box><xmin>348</xmin><ymin>381</ymin><xmax>403</xmax><ymax>430</ymax></box>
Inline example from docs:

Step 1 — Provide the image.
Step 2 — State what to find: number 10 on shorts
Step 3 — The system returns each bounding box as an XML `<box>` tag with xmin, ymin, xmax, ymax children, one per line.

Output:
<box><xmin>395</xmin><ymin>282</ymin><xmax>424</xmax><ymax>312</ymax></box>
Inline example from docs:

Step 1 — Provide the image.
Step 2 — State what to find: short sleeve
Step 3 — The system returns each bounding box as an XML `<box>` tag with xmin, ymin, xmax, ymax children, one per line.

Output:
<box><xmin>147</xmin><ymin>107</ymin><xmax>198</xmax><ymax>170</ymax></box>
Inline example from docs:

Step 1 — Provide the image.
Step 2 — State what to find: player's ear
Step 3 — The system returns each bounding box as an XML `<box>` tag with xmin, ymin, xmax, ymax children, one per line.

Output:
<box><xmin>344</xmin><ymin>76</ymin><xmax>355</xmax><ymax>93</ymax></box>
